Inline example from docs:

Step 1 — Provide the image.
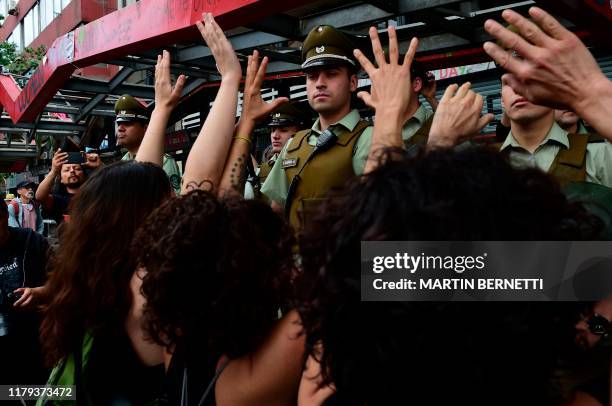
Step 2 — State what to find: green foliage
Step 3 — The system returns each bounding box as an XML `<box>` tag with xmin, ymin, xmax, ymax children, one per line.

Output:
<box><xmin>0</xmin><ymin>43</ymin><xmax>47</xmax><ymax>76</ymax></box>
<box><xmin>0</xmin><ymin>41</ymin><xmax>17</xmax><ymax>67</ymax></box>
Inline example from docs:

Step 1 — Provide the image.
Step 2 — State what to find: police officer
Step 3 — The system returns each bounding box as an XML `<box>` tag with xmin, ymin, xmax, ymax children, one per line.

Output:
<box><xmin>244</xmin><ymin>103</ymin><xmax>307</xmax><ymax>200</ymax></box>
<box><xmin>114</xmin><ymin>94</ymin><xmax>182</xmax><ymax>194</ymax></box>
<box><xmin>260</xmin><ymin>103</ymin><xmax>308</xmax><ymax>184</ymax></box>
<box><xmin>261</xmin><ymin>25</ymin><xmax>374</xmax><ymax>235</ymax></box>
<box><xmin>400</xmin><ymin>60</ymin><xmax>435</xmax><ymax>146</ymax></box>
<box><xmin>499</xmin><ymin>76</ymin><xmax>612</xmax><ymax>188</ymax></box>
<box><xmin>554</xmin><ymin>109</ymin><xmax>589</xmax><ymax>135</ymax></box>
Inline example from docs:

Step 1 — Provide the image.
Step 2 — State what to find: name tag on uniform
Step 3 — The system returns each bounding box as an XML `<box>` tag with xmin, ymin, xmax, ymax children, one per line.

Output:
<box><xmin>281</xmin><ymin>158</ymin><xmax>298</xmax><ymax>168</ymax></box>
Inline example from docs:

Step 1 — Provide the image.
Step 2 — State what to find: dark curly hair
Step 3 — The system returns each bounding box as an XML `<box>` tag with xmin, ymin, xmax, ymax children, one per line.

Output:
<box><xmin>132</xmin><ymin>190</ymin><xmax>295</xmax><ymax>367</ymax></box>
<box><xmin>296</xmin><ymin>146</ymin><xmax>604</xmax><ymax>405</ymax></box>
<box><xmin>40</xmin><ymin>161</ymin><xmax>171</xmax><ymax>367</ymax></box>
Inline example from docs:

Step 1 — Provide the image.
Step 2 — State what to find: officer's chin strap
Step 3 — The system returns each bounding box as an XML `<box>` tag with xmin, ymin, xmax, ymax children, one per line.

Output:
<box><xmin>285</xmin><ymin>128</ymin><xmax>338</xmax><ymax>217</ymax></box>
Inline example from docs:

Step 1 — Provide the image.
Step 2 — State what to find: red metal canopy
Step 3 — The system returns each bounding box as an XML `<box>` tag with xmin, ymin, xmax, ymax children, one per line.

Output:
<box><xmin>0</xmin><ymin>0</ymin><xmax>312</xmax><ymax>124</ymax></box>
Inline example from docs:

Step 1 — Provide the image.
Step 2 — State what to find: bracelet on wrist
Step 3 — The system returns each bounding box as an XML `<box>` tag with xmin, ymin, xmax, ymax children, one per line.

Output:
<box><xmin>233</xmin><ymin>136</ymin><xmax>252</xmax><ymax>145</ymax></box>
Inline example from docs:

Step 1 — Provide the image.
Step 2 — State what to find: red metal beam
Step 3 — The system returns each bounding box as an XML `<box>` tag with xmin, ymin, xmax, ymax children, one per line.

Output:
<box><xmin>0</xmin><ymin>0</ymin><xmax>314</xmax><ymax>124</ymax></box>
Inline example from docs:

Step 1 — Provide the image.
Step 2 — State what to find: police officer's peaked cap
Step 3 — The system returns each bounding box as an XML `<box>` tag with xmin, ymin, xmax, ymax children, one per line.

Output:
<box><xmin>301</xmin><ymin>25</ymin><xmax>358</xmax><ymax>70</ymax></box>
<box><xmin>269</xmin><ymin>103</ymin><xmax>309</xmax><ymax>127</ymax></box>
<box><xmin>114</xmin><ymin>94</ymin><xmax>149</xmax><ymax>123</ymax></box>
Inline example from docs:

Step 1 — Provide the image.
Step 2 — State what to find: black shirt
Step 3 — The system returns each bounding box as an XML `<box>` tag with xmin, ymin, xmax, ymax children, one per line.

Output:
<box><xmin>0</xmin><ymin>227</ymin><xmax>49</xmax><ymax>384</ymax></box>
<box><xmin>84</xmin><ymin>330</ymin><xmax>166</xmax><ymax>405</ymax></box>
<box><xmin>166</xmin><ymin>344</ymin><xmax>220</xmax><ymax>406</ymax></box>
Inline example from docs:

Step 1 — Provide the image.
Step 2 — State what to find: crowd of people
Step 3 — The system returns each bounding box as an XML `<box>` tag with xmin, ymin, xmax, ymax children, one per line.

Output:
<box><xmin>1</xmin><ymin>6</ymin><xmax>611</xmax><ymax>405</ymax></box>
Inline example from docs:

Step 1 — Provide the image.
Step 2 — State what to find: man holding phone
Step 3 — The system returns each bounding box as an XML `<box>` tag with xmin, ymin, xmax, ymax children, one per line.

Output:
<box><xmin>35</xmin><ymin>149</ymin><xmax>101</xmax><ymax>224</ymax></box>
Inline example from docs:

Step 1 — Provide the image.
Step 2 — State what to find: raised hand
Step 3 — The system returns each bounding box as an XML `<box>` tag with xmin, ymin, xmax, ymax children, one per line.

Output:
<box><xmin>51</xmin><ymin>148</ymin><xmax>68</xmax><ymax>173</ymax></box>
<box><xmin>353</xmin><ymin>26</ymin><xmax>419</xmax><ymax>129</ymax></box>
<box><xmin>154</xmin><ymin>50</ymin><xmax>186</xmax><ymax>111</ymax></box>
<box><xmin>428</xmin><ymin>82</ymin><xmax>493</xmax><ymax>149</ymax></box>
<box><xmin>482</xmin><ymin>7</ymin><xmax>612</xmax><ymax>141</ymax></box>
<box><xmin>182</xmin><ymin>13</ymin><xmax>242</xmax><ymax>194</ymax></box>
<box><xmin>135</xmin><ymin>50</ymin><xmax>185</xmax><ymax>167</ymax></box>
<box><xmin>483</xmin><ymin>7</ymin><xmax>607</xmax><ymax>111</ymax></box>
<box><xmin>355</xmin><ymin>26</ymin><xmax>419</xmax><ymax>173</ymax></box>
<box><xmin>196</xmin><ymin>13</ymin><xmax>241</xmax><ymax>83</ymax></box>
<box><xmin>241</xmin><ymin>50</ymin><xmax>288</xmax><ymax>124</ymax></box>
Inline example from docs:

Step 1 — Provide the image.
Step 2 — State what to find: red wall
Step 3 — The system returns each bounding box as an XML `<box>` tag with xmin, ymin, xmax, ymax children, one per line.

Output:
<box><xmin>0</xmin><ymin>0</ymin><xmax>39</xmax><ymax>40</ymax></box>
<box><xmin>0</xmin><ymin>0</ymin><xmax>117</xmax><ymax>49</ymax></box>
<box><xmin>0</xmin><ymin>0</ymin><xmax>118</xmax><ymax>81</ymax></box>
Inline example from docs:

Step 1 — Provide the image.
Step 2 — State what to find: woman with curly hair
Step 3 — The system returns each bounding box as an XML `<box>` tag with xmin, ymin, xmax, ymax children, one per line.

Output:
<box><xmin>132</xmin><ymin>190</ymin><xmax>303</xmax><ymax>405</ymax></box>
<box><xmin>122</xmin><ymin>13</ymin><xmax>304</xmax><ymax>406</ymax></box>
<box><xmin>293</xmin><ymin>28</ymin><xmax>606</xmax><ymax>405</ymax></box>
<box><xmin>295</xmin><ymin>146</ymin><xmax>605</xmax><ymax>406</ymax></box>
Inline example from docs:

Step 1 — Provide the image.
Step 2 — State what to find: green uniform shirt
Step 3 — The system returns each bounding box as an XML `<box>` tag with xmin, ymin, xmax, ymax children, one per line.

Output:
<box><xmin>401</xmin><ymin>104</ymin><xmax>433</xmax><ymax>142</ymax></box>
<box><xmin>261</xmin><ymin>109</ymin><xmax>373</xmax><ymax>206</ymax></box>
<box><xmin>122</xmin><ymin>152</ymin><xmax>182</xmax><ymax>195</ymax></box>
<box><xmin>244</xmin><ymin>153</ymin><xmax>278</xmax><ymax>200</ymax></box>
<box><xmin>500</xmin><ymin>122</ymin><xmax>612</xmax><ymax>188</ymax></box>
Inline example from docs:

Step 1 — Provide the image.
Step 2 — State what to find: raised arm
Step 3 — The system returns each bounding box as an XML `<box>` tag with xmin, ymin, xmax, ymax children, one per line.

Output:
<box><xmin>483</xmin><ymin>7</ymin><xmax>612</xmax><ymax>141</ymax></box>
<box><xmin>181</xmin><ymin>13</ymin><xmax>242</xmax><ymax>194</ymax></box>
<box><xmin>36</xmin><ymin>149</ymin><xmax>68</xmax><ymax>209</ymax></box>
<box><xmin>135</xmin><ymin>51</ymin><xmax>186</xmax><ymax>166</ymax></box>
<box><xmin>217</xmin><ymin>50</ymin><xmax>288</xmax><ymax>197</ymax></box>
<box><xmin>353</xmin><ymin>26</ymin><xmax>418</xmax><ymax>174</ymax></box>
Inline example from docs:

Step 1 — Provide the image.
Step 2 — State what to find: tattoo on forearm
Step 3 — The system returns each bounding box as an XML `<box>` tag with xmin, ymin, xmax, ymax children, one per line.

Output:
<box><xmin>229</xmin><ymin>154</ymin><xmax>248</xmax><ymax>191</ymax></box>
<box><xmin>182</xmin><ymin>178</ymin><xmax>214</xmax><ymax>192</ymax></box>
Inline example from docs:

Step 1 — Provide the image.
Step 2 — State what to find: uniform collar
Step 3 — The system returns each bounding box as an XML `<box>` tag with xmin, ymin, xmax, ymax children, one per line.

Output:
<box><xmin>500</xmin><ymin>121</ymin><xmax>570</xmax><ymax>151</ymax></box>
<box><xmin>124</xmin><ymin>151</ymin><xmax>169</xmax><ymax>162</ymax></box>
<box><xmin>268</xmin><ymin>152</ymin><xmax>280</xmax><ymax>164</ymax></box>
<box><xmin>311</xmin><ymin>109</ymin><xmax>361</xmax><ymax>134</ymax></box>
<box><xmin>411</xmin><ymin>104</ymin><xmax>428</xmax><ymax>124</ymax></box>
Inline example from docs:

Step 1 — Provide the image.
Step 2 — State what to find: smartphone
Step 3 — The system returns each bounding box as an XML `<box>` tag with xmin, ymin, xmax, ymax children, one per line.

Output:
<box><xmin>66</xmin><ymin>152</ymin><xmax>86</xmax><ymax>164</ymax></box>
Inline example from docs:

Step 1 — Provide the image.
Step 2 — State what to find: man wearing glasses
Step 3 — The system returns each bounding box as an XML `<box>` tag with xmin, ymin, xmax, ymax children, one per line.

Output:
<box><xmin>575</xmin><ymin>300</ymin><xmax>611</xmax><ymax>350</ymax></box>
<box><xmin>569</xmin><ymin>300</ymin><xmax>611</xmax><ymax>406</ymax></box>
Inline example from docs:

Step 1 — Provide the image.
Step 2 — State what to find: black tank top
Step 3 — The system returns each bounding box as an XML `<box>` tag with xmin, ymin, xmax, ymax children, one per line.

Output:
<box><xmin>165</xmin><ymin>344</ymin><xmax>228</xmax><ymax>406</ymax></box>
